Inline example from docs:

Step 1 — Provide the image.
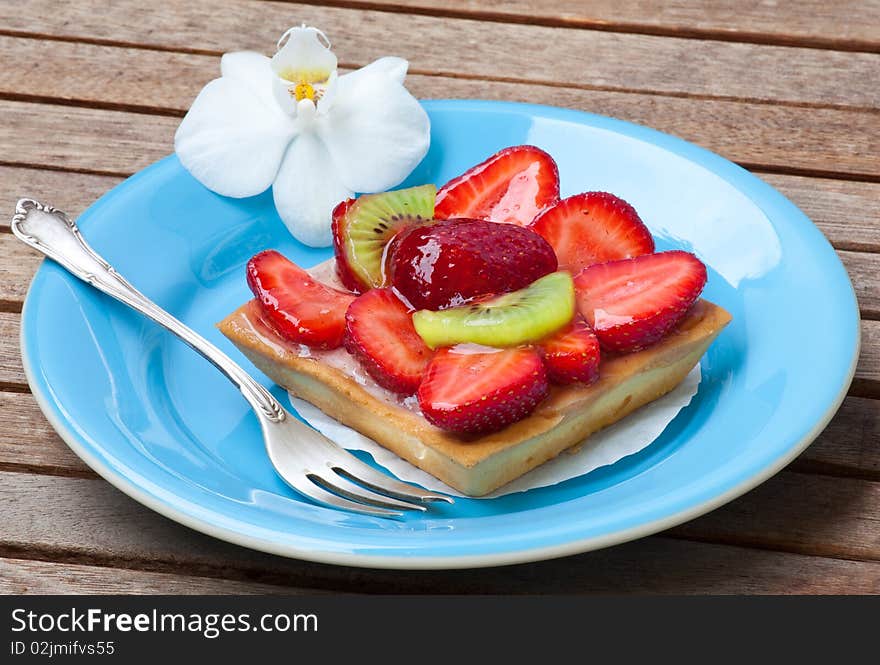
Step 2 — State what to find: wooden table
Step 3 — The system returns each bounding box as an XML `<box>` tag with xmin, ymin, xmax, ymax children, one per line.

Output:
<box><xmin>1</xmin><ymin>0</ymin><xmax>878</xmax><ymax>594</ymax></box>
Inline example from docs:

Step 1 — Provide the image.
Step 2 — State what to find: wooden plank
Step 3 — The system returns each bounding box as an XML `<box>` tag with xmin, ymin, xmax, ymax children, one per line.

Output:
<box><xmin>8</xmin><ymin>37</ymin><xmax>880</xmax><ymax>179</ymax></box>
<box><xmin>335</xmin><ymin>0</ymin><xmax>880</xmax><ymax>52</ymax></box>
<box><xmin>0</xmin><ymin>313</ymin><xmax>26</xmax><ymax>386</ymax></box>
<box><xmin>0</xmin><ymin>392</ymin><xmax>92</xmax><ymax>476</ymax></box>
<box><xmin>0</xmin><ymin>167</ymin><xmax>123</xmax><ymax>227</ymax></box>
<box><xmin>761</xmin><ymin>174</ymin><xmax>880</xmax><ymax>253</ymax></box>
<box><xmin>0</xmin><ymin>471</ymin><xmax>876</xmax><ymax>593</ymax></box>
<box><xmin>792</xmin><ymin>396</ymin><xmax>880</xmax><ymax>480</ymax></box>
<box><xmin>858</xmin><ymin>321</ymin><xmax>880</xmax><ymax>397</ymax></box>
<box><xmin>2</xmin><ymin>90</ymin><xmax>879</xmax><ymax>185</ymax></box>
<box><xmin>840</xmin><ymin>251</ymin><xmax>880</xmax><ymax>319</ymax></box>
<box><xmin>3</xmin><ymin>0</ymin><xmax>878</xmax><ymax>109</ymax></box>
<box><xmin>0</xmin><ymin>234</ymin><xmax>41</xmax><ymax>305</ymax></box>
<box><xmin>0</xmin><ymin>34</ymin><xmax>211</xmax><ymax>114</ymax></box>
<box><xmin>0</xmin><ymin>557</ymin><xmax>302</xmax><ymax>594</ymax></box>
<box><xmin>0</xmin><ymin>101</ymin><xmax>176</xmax><ymax>176</ymax></box>
<box><xmin>669</xmin><ymin>471</ymin><xmax>880</xmax><ymax>560</ymax></box>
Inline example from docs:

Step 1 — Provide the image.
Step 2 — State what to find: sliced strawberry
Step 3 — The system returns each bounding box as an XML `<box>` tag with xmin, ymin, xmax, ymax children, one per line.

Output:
<box><xmin>246</xmin><ymin>250</ymin><xmax>355</xmax><ymax>349</ymax></box>
<box><xmin>435</xmin><ymin>145</ymin><xmax>560</xmax><ymax>226</ymax></box>
<box><xmin>389</xmin><ymin>218</ymin><xmax>558</xmax><ymax>310</ymax></box>
<box><xmin>344</xmin><ymin>289</ymin><xmax>433</xmax><ymax>395</ymax></box>
<box><xmin>539</xmin><ymin>317</ymin><xmax>601</xmax><ymax>385</ymax></box>
<box><xmin>529</xmin><ymin>191</ymin><xmax>654</xmax><ymax>273</ymax></box>
<box><xmin>330</xmin><ymin>197</ymin><xmax>361</xmax><ymax>292</ymax></box>
<box><xmin>574</xmin><ymin>251</ymin><xmax>707</xmax><ymax>353</ymax></box>
<box><xmin>417</xmin><ymin>346</ymin><xmax>549</xmax><ymax>434</ymax></box>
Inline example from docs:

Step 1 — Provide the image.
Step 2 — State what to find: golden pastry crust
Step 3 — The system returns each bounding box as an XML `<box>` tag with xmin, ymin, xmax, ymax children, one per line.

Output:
<box><xmin>218</xmin><ymin>299</ymin><xmax>731</xmax><ymax>496</ymax></box>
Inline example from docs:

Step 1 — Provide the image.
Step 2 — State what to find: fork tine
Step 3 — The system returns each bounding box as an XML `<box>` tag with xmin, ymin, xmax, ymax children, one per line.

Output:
<box><xmin>310</xmin><ymin>470</ymin><xmax>427</xmax><ymax>512</ymax></box>
<box><xmin>329</xmin><ymin>455</ymin><xmax>454</xmax><ymax>505</ymax></box>
<box><xmin>277</xmin><ymin>470</ymin><xmax>405</xmax><ymax>518</ymax></box>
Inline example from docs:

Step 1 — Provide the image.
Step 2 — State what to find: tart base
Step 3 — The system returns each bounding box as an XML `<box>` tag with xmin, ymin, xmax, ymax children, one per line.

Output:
<box><xmin>218</xmin><ymin>299</ymin><xmax>731</xmax><ymax>497</ymax></box>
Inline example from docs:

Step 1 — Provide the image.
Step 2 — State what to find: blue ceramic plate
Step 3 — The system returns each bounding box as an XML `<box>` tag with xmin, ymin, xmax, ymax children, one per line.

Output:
<box><xmin>20</xmin><ymin>100</ymin><xmax>859</xmax><ymax>569</ymax></box>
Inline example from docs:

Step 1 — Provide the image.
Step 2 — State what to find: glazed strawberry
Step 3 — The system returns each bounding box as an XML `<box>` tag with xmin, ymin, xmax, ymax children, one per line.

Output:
<box><xmin>529</xmin><ymin>191</ymin><xmax>654</xmax><ymax>273</ymax></box>
<box><xmin>417</xmin><ymin>346</ymin><xmax>549</xmax><ymax>434</ymax></box>
<box><xmin>539</xmin><ymin>317</ymin><xmax>601</xmax><ymax>385</ymax></box>
<box><xmin>246</xmin><ymin>250</ymin><xmax>355</xmax><ymax>349</ymax></box>
<box><xmin>331</xmin><ymin>197</ymin><xmax>361</xmax><ymax>292</ymax></box>
<box><xmin>574</xmin><ymin>251</ymin><xmax>707</xmax><ymax>353</ymax></box>
<box><xmin>435</xmin><ymin>145</ymin><xmax>560</xmax><ymax>226</ymax></box>
<box><xmin>389</xmin><ymin>218</ymin><xmax>557</xmax><ymax>310</ymax></box>
<box><xmin>344</xmin><ymin>288</ymin><xmax>433</xmax><ymax>395</ymax></box>
<box><xmin>331</xmin><ymin>185</ymin><xmax>437</xmax><ymax>293</ymax></box>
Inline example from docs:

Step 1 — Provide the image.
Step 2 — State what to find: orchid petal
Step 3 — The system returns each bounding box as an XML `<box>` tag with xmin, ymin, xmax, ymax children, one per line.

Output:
<box><xmin>342</xmin><ymin>56</ymin><xmax>409</xmax><ymax>86</ymax></box>
<box><xmin>220</xmin><ymin>51</ymin><xmax>279</xmax><ymax>113</ymax></box>
<box><xmin>271</xmin><ymin>26</ymin><xmax>338</xmax><ymax>117</ymax></box>
<box><xmin>272</xmin><ymin>132</ymin><xmax>353</xmax><ymax>247</ymax></box>
<box><xmin>175</xmin><ymin>77</ymin><xmax>297</xmax><ymax>198</ymax></box>
<box><xmin>318</xmin><ymin>62</ymin><xmax>429</xmax><ymax>193</ymax></box>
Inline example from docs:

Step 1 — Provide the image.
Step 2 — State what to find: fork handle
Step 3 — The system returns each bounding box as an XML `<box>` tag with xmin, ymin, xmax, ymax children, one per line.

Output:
<box><xmin>11</xmin><ymin>198</ymin><xmax>285</xmax><ymax>423</ymax></box>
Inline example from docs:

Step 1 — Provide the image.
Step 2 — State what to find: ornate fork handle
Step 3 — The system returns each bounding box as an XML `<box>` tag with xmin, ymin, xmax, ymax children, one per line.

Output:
<box><xmin>11</xmin><ymin>198</ymin><xmax>285</xmax><ymax>423</ymax></box>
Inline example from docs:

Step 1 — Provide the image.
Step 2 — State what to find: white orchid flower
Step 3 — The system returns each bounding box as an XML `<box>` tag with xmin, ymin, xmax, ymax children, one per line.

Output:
<box><xmin>174</xmin><ymin>26</ymin><xmax>430</xmax><ymax>247</ymax></box>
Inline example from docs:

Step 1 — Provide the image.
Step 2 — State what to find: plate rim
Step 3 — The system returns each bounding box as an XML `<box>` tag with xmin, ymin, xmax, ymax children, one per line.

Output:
<box><xmin>18</xmin><ymin>99</ymin><xmax>861</xmax><ymax>569</ymax></box>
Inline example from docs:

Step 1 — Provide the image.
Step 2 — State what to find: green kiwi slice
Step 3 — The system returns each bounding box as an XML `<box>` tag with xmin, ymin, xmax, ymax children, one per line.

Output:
<box><xmin>339</xmin><ymin>184</ymin><xmax>436</xmax><ymax>289</ymax></box>
<box><xmin>412</xmin><ymin>271</ymin><xmax>575</xmax><ymax>348</ymax></box>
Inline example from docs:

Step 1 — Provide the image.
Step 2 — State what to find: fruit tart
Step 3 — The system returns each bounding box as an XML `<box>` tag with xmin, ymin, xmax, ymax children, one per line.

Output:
<box><xmin>218</xmin><ymin>146</ymin><xmax>732</xmax><ymax>496</ymax></box>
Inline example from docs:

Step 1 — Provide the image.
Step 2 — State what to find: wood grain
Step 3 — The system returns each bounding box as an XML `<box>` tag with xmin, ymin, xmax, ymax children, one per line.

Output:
<box><xmin>2</xmin><ymin>82</ymin><xmax>880</xmax><ymax>183</ymax></box>
<box><xmin>325</xmin><ymin>0</ymin><xmax>880</xmax><ymax>51</ymax></box>
<box><xmin>0</xmin><ymin>167</ymin><xmax>123</xmax><ymax>226</ymax></box>
<box><xmin>839</xmin><ymin>251</ymin><xmax>880</xmax><ymax>319</ymax></box>
<box><xmin>669</xmin><ymin>471</ymin><xmax>880</xmax><ymax>560</ymax></box>
<box><xmin>0</xmin><ymin>556</ymin><xmax>302</xmax><ymax>594</ymax></box>
<box><xmin>792</xmin><ymin>396</ymin><xmax>880</xmax><ymax>480</ymax></box>
<box><xmin>857</xmin><ymin>321</ymin><xmax>880</xmax><ymax>397</ymax></box>
<box><xmin>0</xmin><ymin>101</ymin><xmax>175</xmax><ymax>176</ymax></box>
<box><xmin>3</xmin><ymin>0</ymin><xmax>879</xmax><ymax>109</ymax></box>
<box><xmin>0</xmin><ymin>392</ymin><xmax>92</xmax><ymax>476</ymax></box>
<box><xmin>760</xmin><ymin>174</ymin><xmax>880</xmax><ymax>253</ymax></box>
<box><xmin>0</xmin><ymin>471</ymin><xmax>876</xmax><ymax>593</ymax></box>
<box><xmin>0</xmin><ymin>235</ymin><xmax>40</xmax><ymax>306</ymax></box>
<box><xmin>0</xmin><ymin>313</ymin><xmax>26</xmax><ymax>386</ymax></box>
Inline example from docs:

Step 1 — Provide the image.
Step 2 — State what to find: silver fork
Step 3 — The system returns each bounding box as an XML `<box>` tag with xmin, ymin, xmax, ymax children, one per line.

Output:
<box><xmin>12</xmin><ymin>199</ymin><xmax>452</xmax><ymax>518</ymax></box>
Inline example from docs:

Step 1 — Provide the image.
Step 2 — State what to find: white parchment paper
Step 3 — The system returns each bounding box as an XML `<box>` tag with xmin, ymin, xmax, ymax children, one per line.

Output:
<box><xmin>289</xmin><ymin>364</ymin><xmax>700</xmax><ymax>498</ymax></box>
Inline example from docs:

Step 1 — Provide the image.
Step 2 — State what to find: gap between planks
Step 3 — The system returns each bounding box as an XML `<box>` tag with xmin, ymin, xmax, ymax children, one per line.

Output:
<box><xmin>0</xmin><ymin>93</ymin><xmax>878</xmax><ymax>183</ymax></box>
<box><xmin>266</xmin><ymin>0</ymin><xmax>880</xmax><ymax>55</ymax></box>
<box><xmin>1</xmin><ymin>31</ymin><xmax>878</xmax><ymax>116</ymax></box>
<box><xmin>2</xmin><ymin>0</ymin><xmax>878</xmax><ymax>112</ymax></box>
<box><xmin>0</xmin><ymin>556</ymin><xmax>316</xmax><ymax>594</ymax></box>
<box><xmin>1</xmin><ymin>539</ymin><xmax>875</xmax><ymax>594</ymax></box>
<box><xmin>0</xmin><ymin>470</ymin><xmax>878</xmax><ymax>594</ymax></box>
<box><xmin>0</xmin><ymin>34</ymin><xmax>877</xmax><ymax>179</ymax></box>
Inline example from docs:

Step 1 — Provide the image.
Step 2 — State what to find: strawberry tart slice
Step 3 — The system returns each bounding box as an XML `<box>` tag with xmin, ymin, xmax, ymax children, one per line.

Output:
<box><xmin>218</xmin><ymin>146</ymin><xmax>731</xmax><ymax>496</ymax></box>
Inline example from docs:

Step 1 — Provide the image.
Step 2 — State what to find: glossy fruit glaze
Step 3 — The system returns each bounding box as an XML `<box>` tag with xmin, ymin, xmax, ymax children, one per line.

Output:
<box><xmin>434</xmin><ymin>145</ymin><xmax>560</xmax><ymax>226</ymax></box>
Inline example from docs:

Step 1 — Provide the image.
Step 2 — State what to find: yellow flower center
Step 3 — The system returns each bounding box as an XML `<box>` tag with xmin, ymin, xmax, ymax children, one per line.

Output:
<box><xmin>278</xmin><ymin>69</ymin><xmax>330</xmax><ymax>103</ymax></box>
<box><xmin>293</xmin><ymin>82</ymin><xmax>316</xmax><ymax>101</ymax></box>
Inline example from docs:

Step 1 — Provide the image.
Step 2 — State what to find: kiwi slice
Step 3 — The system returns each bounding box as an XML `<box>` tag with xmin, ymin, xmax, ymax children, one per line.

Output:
<box><xmin>413</xmin><ymin>271</ymin><xmax>575</xmax><ymax>349</ymax></box>
<box><xmin>338</xmin><ymin>184</ymin><xmax>436</xmax><ymax>289</ymax></box>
